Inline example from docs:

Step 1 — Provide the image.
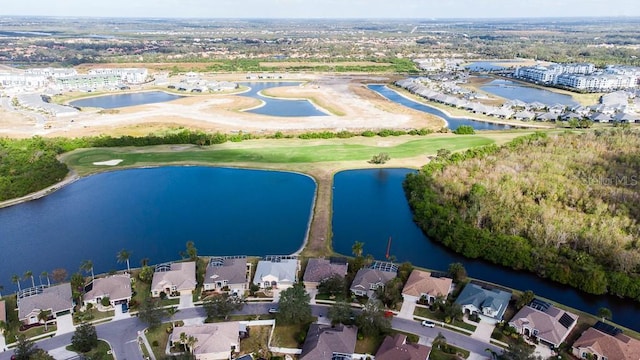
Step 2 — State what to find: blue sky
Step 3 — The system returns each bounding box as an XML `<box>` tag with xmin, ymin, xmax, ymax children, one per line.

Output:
<box><xmin>1</xmin><ymin>0</ymin><xmax>638</xmax><ymax>18</ymax></box>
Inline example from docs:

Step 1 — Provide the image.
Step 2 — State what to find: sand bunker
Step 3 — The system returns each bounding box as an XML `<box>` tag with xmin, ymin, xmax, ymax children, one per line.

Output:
<box><xmin>93</xmin><ymin>159</ymin><xmax>124</xmax><ymax>166</ymax></box>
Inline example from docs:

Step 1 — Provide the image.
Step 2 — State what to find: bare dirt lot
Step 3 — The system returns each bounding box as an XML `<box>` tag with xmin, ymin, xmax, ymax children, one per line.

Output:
<box><xmin>0</xmin><ymin>74</ymin><xmax>445</xmax><ymax>138</ymax></box>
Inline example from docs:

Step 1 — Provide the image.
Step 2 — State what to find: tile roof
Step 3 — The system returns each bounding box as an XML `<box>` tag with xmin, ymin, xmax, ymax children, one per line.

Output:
<box><xmin>171</xmin><ymin>322</ymin><xmax>239</xmax><ymax>356</ymax></box>
<box><xmin>303</xmin><ymin>258</ymin><xmax>348</xmax><ymax>283</ymax></box>
<box><xmin>204</xmin><ymin>257</ymin><xmax>247</xmax><ymax>286</ymax></box>
<box><xmin>151</xmin><ymin>261</ymin><xmax>197</xmax><ymax>293</ymax></box>
<box><xmin>254</xmin><ymin>259</ymin><xmax>298</xmax><ymax>284</ymax></box>
<box><xmin>18</xmin><ymin>283</ymin><xmax>73</xmax><ymax>320</ymax></box>
<box><xmin>300</xmin><ymin>324</ymin><xmax>357</xmax><ymax>360</ymax></box>
<box><xmin>455</xmin><ymin>283</ymin><xmax>511</xmax><ymax>321</ymax></box>
<box><xmin>375</xmin><ymin>334</ymin><xmax>431</xmax><ymax>360</ymax></box>
<box><xmin>509</xmin><ymin>304</ymin><xmax>577</xmax><ymax>346</ymax></box>
<box><xmin>0</xmin><ymin>300</ymin><xmax>6</xmax><ymax>323</ymax></box>
<box><xmin>84</xmin><ymin>274</ymin><xmax>132</xmax><ymax>302</ymax></box>
<box><xmin>574</xmin><ymin>327</ymin><xmax>640</xmax><ymax>360</ymax></box>
<box><xmin>402</xmin><ymin>270</ymin><xmax>452</xmax><ymax>299</ymax></box>
<box><xmin>350</xmin><ymin>268</ymin><xmax>397</xmax><ymax>292</ymax></box>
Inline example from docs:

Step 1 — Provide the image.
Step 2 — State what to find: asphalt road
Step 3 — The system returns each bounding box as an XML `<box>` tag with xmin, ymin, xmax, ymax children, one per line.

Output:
<box><xmin>0</xmin><ymin>303</ymin><xmax>500</xmax><ymax>360</ymax></box>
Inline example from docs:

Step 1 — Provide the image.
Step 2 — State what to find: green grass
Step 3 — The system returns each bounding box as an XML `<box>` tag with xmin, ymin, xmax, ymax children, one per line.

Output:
<box><xmin>20</xmin><ymin>324</ymin><xmax>57</xmax><ymax>338</ymax></box>
<box><xmin>355</xmin><ymin>334</ymin><xmax>384</xmax><ymax>355</ymax></box>
<box><xmin>73</xmin><ymin>308</ymin><xmax>115</xmax><ymax>324</ymax></box>
<box><xmin>239</xmin><ymin>326</ymin><xmax>271</xmax><ymax>357</ymax></box>
<box><xmin>429</xmin><ymin>345</ymin><xmax>471</xmax><ymax>360</ymax></box>
<box><xmin>63</xmin><ymin>135</ymin><xmax>496</xmax><ymax>172</ymax></box>
<box><xmin>272</xmin><ymin>322</ymin><xmax>311</xmax><ymax>348</ymax></box>
<box><xmin>145</xmin><ymin>323</ymin><xmax>173</xmax><ymax>359</ymax></box>
<box><xmin>66</xmin><ymin>340</ymin><xmax>114</xmax><ymax>360</ymax></box>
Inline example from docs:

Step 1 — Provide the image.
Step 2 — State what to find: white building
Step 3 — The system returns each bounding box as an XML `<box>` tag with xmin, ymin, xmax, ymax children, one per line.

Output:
<box><xmin>253</xmin><ymin>256</ymin><xmax>299</xmax><ymax>290</ymax></box>
<box><xmin>87</xmin><ymin>68</ymin><xmax>148</xmax><ymax>84</ymax></box>
<box><xmin>0</xmin><ymin>73</ymin><xmax>48</xmax><ymax>89</ymax></box>
<box><xmin>55</xmin><ymin>74</ymin><xmax>121</xmax><ymax>91</ymax></box>
<box><xmin>25</xmin><ymin>67</ymin><xmax>77</xmax><ymax>78</ymax></box>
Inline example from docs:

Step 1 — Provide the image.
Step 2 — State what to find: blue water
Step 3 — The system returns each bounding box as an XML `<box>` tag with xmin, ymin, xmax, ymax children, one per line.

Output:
<box><xmin>238</xmin><ymin>82</ymin><xmax>328</xmax><ymax>117</ymax></box>
<box><xmin>332</xmin><ymin>168</ymin><xmax>640</xmax><ymax>332</ymax></box>
<box><xmin>70</xmin><ymin>91</ymin><xmax>183</xmax><ymax>109</ymax></box>
<box><xmin>0</xmin><ymin>167</ymin><xmax>315</xmax><ymax>283</ymax></box>
<box><xmin>368</xmin><ymin>84</ymin><xmax>508</xmax><ymax>131</ymax></box>
<box><xmin>480</xmin><ymin>79</ymin><xmax>579</xmax><ymax>106</ymax></box>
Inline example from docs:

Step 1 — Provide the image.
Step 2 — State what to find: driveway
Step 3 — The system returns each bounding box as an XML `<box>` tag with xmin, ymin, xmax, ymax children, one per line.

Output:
<box><xmin>48</xmin><ymin>346</ymin><xmax>79</xmax><ymax>360</ymax></box>
<box><xmin>55</xmin><ymin>314</ymin><xmax>75</xmax><ymax>336</ymax></box>
<box><xmin>398</xmin><ymin>300</ymin><xmax>416</xmax><ymax>320</ymax></box>
<box><xmin>177</xmin><ymin>294</ymin><xmax>194</xmax><ymax>309</ymax></box>
<box><xmin>113</xmin><ymin>303</ymin><xmax>130</xmax><ymax>320</ymax></box>
<box><xmin>470</xmin><ymin>320</ymin><xmax>495</xmax><ymax>343</ymax></box>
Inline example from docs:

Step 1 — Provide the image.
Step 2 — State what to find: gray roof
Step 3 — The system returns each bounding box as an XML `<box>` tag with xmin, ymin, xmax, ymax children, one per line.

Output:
<box><xmin>18</xmin><ymin>283</ymin><xmax>73</xmax><ymax>320</ymax></box>
<box><xmin>455</xmin><ymin>283</ymin><xmax>511</xmax><ymax>321</ymax></box>
<box><xmin>303</xmin><ymin>258</ymin><xmax>348</xmax><ymax>283</ymax></box>
<box><xmin>84</xmin><ymin>274</ymin><xmax>132</xmax><ymax>302</ymax></box>
<box><xmin>300</xmin><ymin>324</ymin><xmax>357</xmax><ymax>360</ymax></box>
<box><xmin>254</xmin><ymin>259</ymin><xmax>298</xmax><ymax>284</ymax></box>
<box><xmin>350</xmin><ymin>268</ymin><xmax>397</xmax><ymax>292</ymax></box>
<box><xmin>151</xmin><ymin>261</ymin><xmax>197</xmax><ymax>293</ymax></box>
<box><xmin>204</xmin><ymin>257</ymin><xmax>247</xmax><ymax>286</ymax></box>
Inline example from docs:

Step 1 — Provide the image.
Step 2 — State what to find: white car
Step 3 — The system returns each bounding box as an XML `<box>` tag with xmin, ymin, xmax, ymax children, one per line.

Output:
<box><xmin>268</xmin><ymin>307</ymin><xmax>279</xmax><ymax>314</ymax></box>
<box><xmin>421</xmin><ymin>320</ymin><xmax>436</xmax><ymax>328</ymax></box>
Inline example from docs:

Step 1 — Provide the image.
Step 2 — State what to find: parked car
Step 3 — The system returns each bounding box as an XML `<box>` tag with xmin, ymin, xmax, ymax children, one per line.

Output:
<box><xmin>421</xmin><ymin>320</ymin><xmax>436</xmax><ymax>328</ymax></box>
<box><xmin>268</xmin><ymin>307</ymin><xmax>279</xmax><ymax>314</ymax></box>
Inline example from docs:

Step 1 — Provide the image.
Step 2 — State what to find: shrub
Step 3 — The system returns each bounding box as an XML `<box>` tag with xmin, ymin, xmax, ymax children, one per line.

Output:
<box><xmin>369</xmin><ymin>153</ymin><xmax>390</xmax><ymax>164</ymax></box>
<box><xmin>452</xmin><ymin>125</ymin><xmax>475</xmax><ymax>134</ymax></box>
<box><xmin>100</xmin><ymin>297</ymin><xmax>111</xmax><ymax>307</ymax></box>
<box><xmin>152</xmin><ymin>340</ymin><xmax>159</xmax><ymax>347</ymax></box>
<box><xmin>361</xmin><ymin>130</ymin><xmax>376</xmax><ymax>137</ymax></box>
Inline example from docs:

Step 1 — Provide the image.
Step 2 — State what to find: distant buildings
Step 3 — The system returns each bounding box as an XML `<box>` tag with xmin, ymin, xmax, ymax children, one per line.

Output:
<box><xmin>88</xmin><ymin>68</ymin><xmax>148</xmax><ymax>84</ymax></box>
<box><xmin>514</xmin><ymin>62</ymin><xmax>639</xmax><ymax>92</ymax></box>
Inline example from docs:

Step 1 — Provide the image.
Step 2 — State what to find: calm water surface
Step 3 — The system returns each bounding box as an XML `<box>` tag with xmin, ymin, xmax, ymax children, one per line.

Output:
<box><xmin>70</xmin><ymin>91</ymin><xmax>183</xmax><ymax>109</ymax></box>
<box><xmin>332</xmin><ymin>168</ymin><xmax>640</xmax><ymax>332</ymax></box>
<box><xmin>368</xmin><ymin>84</ymin><xmax>508</xmax><ymax>131</ymax></box>
<box><xmin>239</xmin><ymin>82</ymin><xmax>328</xmax><ymax>117</ymax></box>
<box><xmin>0</xmin><ymin>167</ymin><xmax>315</xmax><ymax>282</ymax></box>
<box><xmin>480</xmin><ymin>79</ymin><xmax>579</xmax><ymax>106</ymax></box>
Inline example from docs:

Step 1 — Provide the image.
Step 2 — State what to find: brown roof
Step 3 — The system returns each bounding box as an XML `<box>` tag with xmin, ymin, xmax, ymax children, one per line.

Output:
<box><xmin>171</xmin><ymin>322</ymin><xmax>239</xmax><ymax>356</ymax></box>
<box><xmin>300</xmin><ymin>324</ymin><xmax>357</xmax><ymax>360</ymax></box>
<box><xmin>574</xmin><ymin>327</ymin><xmax>640</xmax><ymax>360</ymax></box>
<box><xmin>0</xmin><ymin>300</ymin><xmax>6</xmax><ymax>323</ymax></box>
<box><xmin>509</xmin><ymin>305</ymin><xmax>577</xmax><ymax>347</ymax></box>
<box><xmin>375</xmin><ymin>334</ymin><xmax>431</xmax><ymax>360</ymax></box>
<box><xmin>303</xmin><ymin>258</ymin><xmax>348</xmax><ymax>283</ymax></box>
<box><xmin>402</xmin><ymin>270</ymin><xmax>452</xmax><ymax>298</ymax></box>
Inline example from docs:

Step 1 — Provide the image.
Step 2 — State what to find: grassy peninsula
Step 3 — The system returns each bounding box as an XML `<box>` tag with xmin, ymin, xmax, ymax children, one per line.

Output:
<box><xmin>404</xmin><ymin>129</ymin><xmax>640</xmax><ymax>299</ymax></box>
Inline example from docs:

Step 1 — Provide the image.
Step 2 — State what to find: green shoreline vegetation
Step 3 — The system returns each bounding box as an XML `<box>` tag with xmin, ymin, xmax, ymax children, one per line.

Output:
<box><xmin>404</xmin><ymin>129</ymin><xmax>640</xmax><ymax>300</ymax></box>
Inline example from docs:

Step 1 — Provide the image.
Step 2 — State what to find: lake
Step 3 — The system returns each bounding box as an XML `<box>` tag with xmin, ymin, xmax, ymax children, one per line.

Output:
<box><xmin>480</xmin><ymin>79</ymin><xmax>579</xmax><ymax>106</ymax></box>
<box><xmin>238</xmin><ymin>82</ymin><xmax>328</xmax><ymax>117</ymax></box>
<box><xmin>70</xmin><ymin>91</ymin><xmax>183</xmax><ymax>109</ymax></box>
<box><xmin>368</xmin><ymin>84</ymin><xmax>509</xmax><ymax>131</ymax></box>
<box><xmin>332</xmin><ymin>168</ymin><xmax>640</xmax><ymax>332</ymax></box>
<box><xmin>0</xmin><ymin>167</ymin><xmax>315</xmax><ymax>283</ymax></box>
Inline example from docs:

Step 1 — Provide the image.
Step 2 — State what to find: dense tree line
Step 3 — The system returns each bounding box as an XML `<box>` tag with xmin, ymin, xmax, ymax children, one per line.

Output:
<box><xmin>404</xmin><ymin>130</ymin><xmax>640</xmax><ymax>299</ymax></box>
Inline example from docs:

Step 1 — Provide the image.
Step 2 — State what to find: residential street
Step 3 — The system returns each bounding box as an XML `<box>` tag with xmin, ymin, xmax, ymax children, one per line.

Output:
<box><xmin>0</xmin><ymin>303</ymin><xmax>499</xmax><ymax>360</ymax></box>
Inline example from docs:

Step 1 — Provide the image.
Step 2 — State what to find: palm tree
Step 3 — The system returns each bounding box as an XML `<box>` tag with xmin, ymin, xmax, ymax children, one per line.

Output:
<box><xmin>38</xmin><ymin>310</ymin><xmax>51</xmax><ymax>330</ymax></box>
<box><xmin>140</xmin><ymin>258</ymin><xmax>150</xmax><ymax>267</ymax></box>
<box><xmin>598</xmin><ymin>307</ymin><xmax>612</xmax><ymax>322</ymax></box>
<box><xmin>23</xmin><ymin>270</ymin><xmax>35</xmax><ymax>288</ymax></box>
<box><xmin>117</xmin><ymin>249</ymin><xmax>131</xmax><ymax>273</ymax></box>
<box><xmin>166</xmin><ymin>306</ymin><xmax>180</xmax><ymax>328</ymax></box>
<box><xmin>351</xmin><ymin>241</ymin><xmax>364</xmax><ymax>258</ymax></box>
<box><xmin>41</xmin><ymin>271</ymin><xmax>50</xmax><ymax>287</ymax></box>
<box><xmin>81</xmin><ymin>260</ymin><xmax>94</xmax><ymax>280</ymax></box>
<box><xmin>186</xmin><ymin>335</ymin><xmax>198</xmax><ymax>354</ymax></box>
<box><xmin>179</xmin><ymin>332</ymin><xmax>188</xmax><ymax>351</ymax></box>
<box><xmin>12</xmin><ymin>274</ymin><xmax>21</xmax><ymax>292</ymax></box>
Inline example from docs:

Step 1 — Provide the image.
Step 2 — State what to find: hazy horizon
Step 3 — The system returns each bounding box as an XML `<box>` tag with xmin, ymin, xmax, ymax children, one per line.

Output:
<box><xmin>2</xmin><ymin>0</ymin><xmax>639</xmax><ymax>19</ymax></box>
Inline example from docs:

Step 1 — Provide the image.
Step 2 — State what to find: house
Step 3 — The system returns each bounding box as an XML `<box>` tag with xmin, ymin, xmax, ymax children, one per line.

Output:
<box><xmin>83</xmin><ymin>274</ymin><xmax>132</xmax><ymax>307</ymax></box>
<box><xmin>203</xmin><ymin>256</ymin><xmax>250</xmax><ymax>294</ymax></box>
<box><xmin>509</xmin><ymin>299</ymin><xmax>578</xmax><ymax>348</ymax></box>
<box><xmin>573</xmin><ymin>321</ymin><xmax>640</xmax><ymax>360</ymax></box>
<box><xmin>402</xmin><ymin>270</ymin><xmax>453</xmax><ymax>304</ymax></box>
<box><xmin>350</xmin><ymin>262</ymin><xmax>397</xmax><ymax>298</ymax></box>
<box><xmin>590</xmin><ymin>112</ymin><xmax>612</xmax><ymax>123</ymax></box>
<box><xmin>536</xmin><ymin>112</ymin><xmax>558</xmax><ymax>122</ymax></box>
<box><xmin>303</xmin><ymin>257</ymin><xmax>348</xmax><ymax>289</ymax></box>
<box><xmin>151</xmin><ymin>262</ymin><xmax>197</xmax><ymax>297</ymax></box>
<box><xmin>253</xmin><ymin>256</ymin><xmax>299</xmax><ymax>290</ymax></box>
<box><xmin>375</xmin><ymin>334</ymin><xmax>431</xmax><ymax>360</ymax></box>
<box><xmin>170</xmin><ymin>322</ymin><xmax>240</xmax><ymax>360</ymax></box>
<box><xmin>18</xmin><ymin>283</ymin><xmax>73</xmax><ymax>325</ymax></box>
<box><xmin>299</xmin><ymin>324</ymin><xmax>357</xmax><ymax>360</ymax></box>
<box><xmin>455</xmin><ymin>283</ymin><xmax>511</xmax><ymax>324</ymax></box>
<box><xmin>514</xmin><ymin>110</ymin><xmax>535</xmax><ymax>121</ymax></box>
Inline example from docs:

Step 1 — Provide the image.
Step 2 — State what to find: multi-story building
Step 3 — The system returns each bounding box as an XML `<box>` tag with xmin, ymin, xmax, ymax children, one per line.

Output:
<box><xmin>88</xmin><ymin>68</ymin><xmax>148</xmax><ymax>84</ymax></box>
<box><xmin>25</xmin><ymin>67</ymin><xmax>77</xmax><ymax>78</ymax></box>
<box><xmin>0</xmin><ymin>73</ymin><xmax>48</xmax><ymax>89</ymax></box>
<box><xmin>54</xmin><ymin>74</ymin><xmax>121</xmax><ymax>91</ymax></box>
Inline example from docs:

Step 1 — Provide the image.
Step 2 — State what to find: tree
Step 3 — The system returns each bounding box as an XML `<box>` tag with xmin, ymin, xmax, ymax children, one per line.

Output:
<box><xmin>375</xmin><ymin>277</ymin><xmax>404</xmax><ymax>309</ymax></box>
<box><xmin>498</xmin><ymin>342</ymin><xmax>541</xmax><ymax>360</ymax></box>
<box><xmin>24</xmin><ymin>270</ymin><xmax>35</xmax><ymax>288</ymax></box>
<box><xmin>328</xmin><ymin>301</ymin><xmax>354</xmax><ymax>325</ymax></box>
<box><xmin>80</xmin><ymin>260</ymin><xmax>94</xmax><ymax>280</ymax></box>
<box><xmin>516</xmin><ymin>290</ymin><xmax>535</xmax><ymax>309</ymax></box>
<box><xmin>453</xmin><ymin>125</ymin><xmax>475</xmax><ymax>134</ymax></box>
<box><xmin>40</xmin><ymin>271</ymin><xmax>50</xmax><ymax>287</ymax></box>
<box><xmin>12</xmin><ymin>274</ymin><xmax>21</xmax><ymax>292</ymax></box>
<box><xmin>70</xmin><ymin>272</ymin><xmax>85</xmax><ymax>302</ymax></box>
<box><xmin>140</xmin><ymin>258</ymin><xmax>150</xmax><ymax>267</ymax></box>
<box><xmin>356</xmin><ymin>298</ymin><xmax>391</xmax><ymax>337</ymax></box>
<box><xmin>597</xmin><ymin>307</ymin><xmax>612</xmax><ymax>322</ymax></box>
<box><xmin>443</xmin><ymin>302</ymin><xmax>463</xmax><ymax>323</ymax></box>
<box><xmin>138</xmin><ymin>297</ymin><xmax>166</xmax><ymax>329</ymax></box>
<box><xmin>276</xmin><ymin>283</ymin><xmax>312</xmax><ymax>325</ymax></box>
<box><xmin>317</xmin><ymin>275</ymin><xmax>347</xmax><ymax>299</ymax></box>
<box><xmin>13</xmin><ymin>335</ymin><xmax>39</xmax><ymax>360</ymax></box>
<box><xmin>352</xmin><ymin>241</ymin><xmax>364</xmax><ymax>258</ymax></box>
<box><xmin>448</xmin><ymin>263</ymin><xmax>467</xmax><ymax>283</ymax></box>
<box><xmin>436</xmin><ymin>148</ymin><xmax>452</xmax><ymax>161</ymax></box>
<box><xmin>433</xmin><ymin>332</ymin><xmax>447</xmax><ymax>350</ymax></box>
<box><xmin>71</xmin><ymin>323</ymin><xmax>98</xmax><ymax>352</ymax></box>
<box><xmin>38</xmin><ymin>310</ymin><xmax>51</xmax><ymax>330</ymax></box>
<box><xmin>369</xmin><ymin>152</ymin><xmax>390</xmax><ymax>164</ymax></box>
<box><xmin>203</xmin><ymin>293</ymin><xmax>245</xmax><ymax>321</ymax></box>
<box><xmin>180</xmin><ymin>241</ymin><xmax>198</xmax><ymax>261</ymax></box>
<box><xmin>51</xmin><ymin>268</ymin><xmax>68</xmax><ymax>283</ymax></box>
<box><xmin>139</xmin><ymin>265</ymin><xmax>154</xmax><ymax>283</ymax></box>
<box><xmin>397</xmin><ymin>262</ymin><xmax>414</xmax><ymax>283</ymax></box>
<box><xmin>117</xmin><ymin>249</ymin><xmax>132</xmax><ymax>273</ymax></box>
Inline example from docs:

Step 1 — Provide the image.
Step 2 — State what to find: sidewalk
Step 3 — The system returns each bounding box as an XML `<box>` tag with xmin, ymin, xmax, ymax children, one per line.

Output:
<box><xmin>0</xmin><ymin>333</ymin><xmax>6</xmax><ymax>352</ymax></box>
